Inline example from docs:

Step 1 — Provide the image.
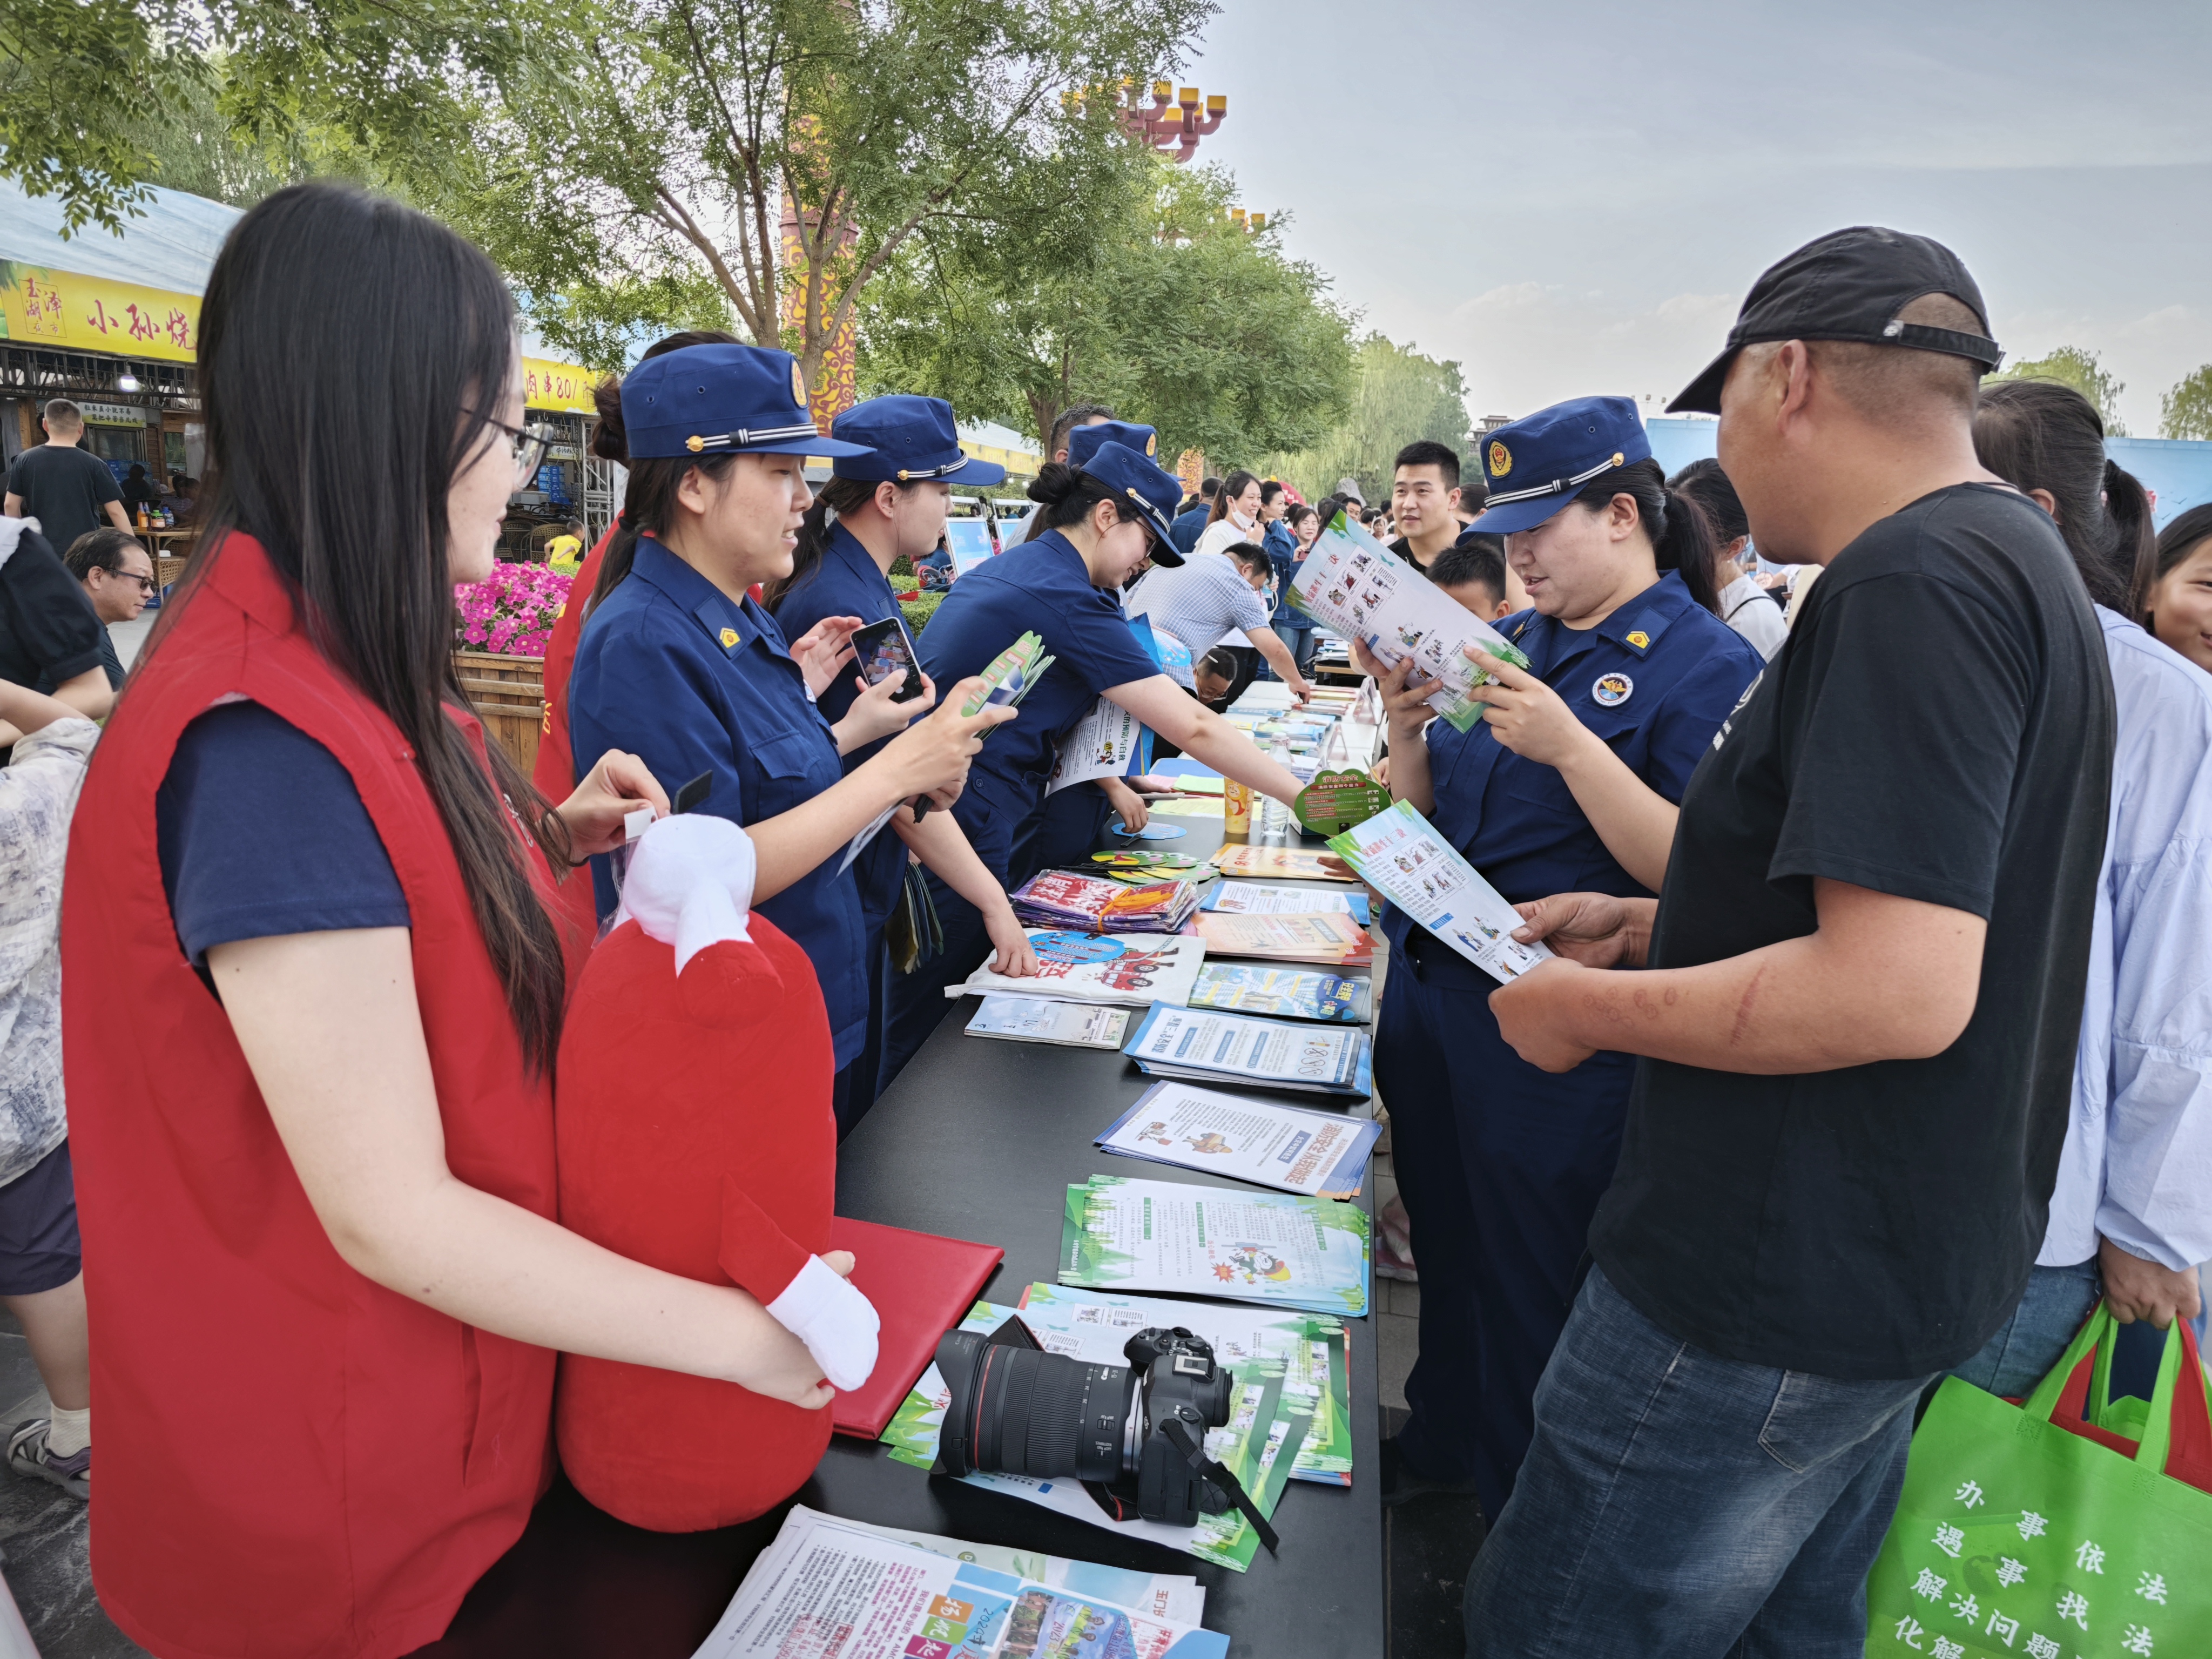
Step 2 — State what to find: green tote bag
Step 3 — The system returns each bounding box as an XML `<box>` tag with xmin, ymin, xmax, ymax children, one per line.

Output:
<box><xmin>1865</xmin><ymin>1309</ymin><xmax>2212</xmax><ymax>1658</ymax></box>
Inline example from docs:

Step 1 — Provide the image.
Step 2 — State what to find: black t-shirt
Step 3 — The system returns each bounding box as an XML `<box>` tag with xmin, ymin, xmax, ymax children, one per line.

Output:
<box><xmin>5</xmin><ymin>444</ymin><xmax>122</xmax><ymax>551</ymax></box>
<box><xmin>0</xmin><ymin>523</ymin><xmax>106</xmax><ymax>694</ymax></box>
<box><xmin>1589</xmin><ymin>484</ymin><xmax>2114</xmax><ymax>1380</ymax></box>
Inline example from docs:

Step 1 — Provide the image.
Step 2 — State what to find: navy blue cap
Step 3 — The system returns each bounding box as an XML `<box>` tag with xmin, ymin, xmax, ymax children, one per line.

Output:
<box><xmin>1078</xmin><ymin>442</ymin><xmax>1185</xmax><ymax>567</ymax></box>
<box><xmin>1065</xmin><ymin>421</ymin><xmax>1158</xmax><ymax>470</ymax></box>
<box><xmin>1466</xmin><ymin>396</ymin><xmax>1652</xmax><ymax>535</ymax></box>
<box><xmin>831</xmin><ymin>394</ymin><xmax>1005</xmax><ymax>485</ymax></box>
<box><xmin>619</xmin><ymin>343</ymin><xmax>873</xmax><ymax>461</ymax></box>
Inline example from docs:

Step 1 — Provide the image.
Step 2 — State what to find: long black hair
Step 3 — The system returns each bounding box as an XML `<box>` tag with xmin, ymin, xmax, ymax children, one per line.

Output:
<box><xmin>1568</xmin><ymin>456</ymin><xmax>1722</xmax><ymax>615</ymax></box>
<box><xmin>583</xmin><ymin>328</ymin><xmax>744</xmax><ymax>609</ymax></box>
<box><xmin>1208</xmin><ymin>469</ymin><xmax>1259</xmax><ymax>525</ymax></box>
<box><xmin>762</xmin><ymin>474</ymin><xmax>919</xmax><ymax>612</ymax></box>
<box><xmin>153</xmin><ymin>183</ymin><xmax>569</xmax><ymax>1071</ymax></box>
<box><xmin>1974</xmin><ymin>379</ymin><xmax>2156</xmax><ymax>616</ymax></box>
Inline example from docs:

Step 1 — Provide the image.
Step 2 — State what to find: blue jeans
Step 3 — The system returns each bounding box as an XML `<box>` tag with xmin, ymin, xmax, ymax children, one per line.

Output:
<box><xmin>1466</xmin><ymin>1269</ymin><xmax>1933</xmax><ymax>1659</ymax></box>
<box><xmin>1946</xmin><ymin>1259</ymin><xmax>2099</xmax><ymax>1399</ymax></box>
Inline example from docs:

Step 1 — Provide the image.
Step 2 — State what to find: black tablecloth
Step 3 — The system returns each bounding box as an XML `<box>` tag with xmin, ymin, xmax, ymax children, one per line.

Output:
<box><xmin>417</xmin><ymin>816</ymin><xmax>1382</xmax><ymax>1658</ymax></box>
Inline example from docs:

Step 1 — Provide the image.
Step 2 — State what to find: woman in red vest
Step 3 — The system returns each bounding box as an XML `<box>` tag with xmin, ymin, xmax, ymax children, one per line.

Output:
<box><xmin>62</xmin><ymin>185</ymin><xmax>857</xmax><ymax>1658</ymax></box>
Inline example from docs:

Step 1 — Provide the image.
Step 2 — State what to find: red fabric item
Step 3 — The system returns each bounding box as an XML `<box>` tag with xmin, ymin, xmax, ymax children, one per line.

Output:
<box><xmin>535</xmin><ymin>527</ymin><xmax>616</xmax><ymax>954</ymax></box>
<box><xmin>63</xmin><ymin>535</ymin><xmax>561</xmax><ymax>1659</ymax></box>
<box><xmin>2044</xmin><ymin>1316</ymin><xmax>2212</xmax><ymax>1496</ymax></box>
<box><xmin>827</xmin><ymin>1218</ymin><xmax>1003</xmax><ymax>1439</ymax></box>
<box><xmin>553</xmin><ymin>914</ymin><xmax>837</xmax><ymax>1532</ymax></box>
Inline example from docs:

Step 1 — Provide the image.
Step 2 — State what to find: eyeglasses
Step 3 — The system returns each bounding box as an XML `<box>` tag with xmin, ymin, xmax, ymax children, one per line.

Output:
<box><xmin>473</xmin><ymin>413</ymin><xmax>559</xmax><ymax>485</ymax></box>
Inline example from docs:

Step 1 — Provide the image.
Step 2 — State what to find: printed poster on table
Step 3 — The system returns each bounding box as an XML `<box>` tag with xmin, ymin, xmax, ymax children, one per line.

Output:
<box><xmin>691</xmin><ymin>1505</ymin><xmax>1228</xmax><ymax>1657</ymax></box>
<box><xmin>946</xmin><ymin>930</ymin><xmax>1206</xmax><ymax>1009</ymax></box>
<box><xmin>1289</xmin><ymin>510</ymin><xmax>1533</xmax><ymax>732</ymax></box>
<box><xmin>1098</xmin><ymin>1080</ymin><xmax>1379</xmax><ymax>1198</ymax></box>
<box><xmin>1120</xmin><ymin>1004</ymin><xmax>1373</xmax><ymax>1097</ymax></box>
<box><xmin>1059</xmin><ymin>1176</ymin><xmax>1371</xmax><ymax>1317</ymax></box>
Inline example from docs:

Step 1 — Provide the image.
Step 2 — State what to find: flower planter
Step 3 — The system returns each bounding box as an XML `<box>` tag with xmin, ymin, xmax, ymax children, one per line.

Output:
<box><xmin>455</xmin><ymin>650</ymin><xmax>546</xmax><ymax>775</ymax></box>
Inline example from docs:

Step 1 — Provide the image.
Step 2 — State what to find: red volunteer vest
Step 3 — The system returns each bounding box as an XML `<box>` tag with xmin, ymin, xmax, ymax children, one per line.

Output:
<box><xmin>63</xmin><ymin>535</ymin><xmax>559</xmax><ymax>1659</ymax></box>
<box><xmin>535</xmin><ymin>528</ymin><xmax>613</xmax><ymax>951</ymax></box>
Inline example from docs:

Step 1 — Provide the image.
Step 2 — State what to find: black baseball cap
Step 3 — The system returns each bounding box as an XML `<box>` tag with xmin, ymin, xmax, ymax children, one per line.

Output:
<box><xmin>1668</xmin><ymin>226</ymin><xmax>2004</xmax><ymax>414</ymax></box>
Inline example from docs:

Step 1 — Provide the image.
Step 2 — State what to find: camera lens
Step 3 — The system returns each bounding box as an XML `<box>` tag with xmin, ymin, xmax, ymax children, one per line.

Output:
<box><xmin>936</xmin><ymin>1330</ymin><xmax>1133</xmax><ymax>1485</ymax></box>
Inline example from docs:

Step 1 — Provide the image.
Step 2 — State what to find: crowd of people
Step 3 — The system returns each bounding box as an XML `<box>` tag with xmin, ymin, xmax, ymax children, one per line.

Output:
<box><xmin>0</xmin><ymin>179</ymin><xmax>2206</xmax><ymax>1659</ymax></box>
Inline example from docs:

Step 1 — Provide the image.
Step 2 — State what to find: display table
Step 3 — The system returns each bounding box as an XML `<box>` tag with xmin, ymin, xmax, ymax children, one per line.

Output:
<box><xmin>412</xmin><ymin>815</ymin><xmax>1382</xmax><ymax>1658</ymax></box>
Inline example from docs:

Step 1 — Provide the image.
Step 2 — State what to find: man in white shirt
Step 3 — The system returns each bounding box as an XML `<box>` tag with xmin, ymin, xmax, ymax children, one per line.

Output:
<box><xmin>1127</xmin><ymin>541</ymin><xmax>1313</xmax><ymax>702</ymax></box>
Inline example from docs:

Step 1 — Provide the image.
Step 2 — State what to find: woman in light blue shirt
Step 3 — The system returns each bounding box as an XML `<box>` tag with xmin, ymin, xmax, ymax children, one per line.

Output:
<box><xmin>1952</xmin><ymin>378</ymin><xmax>2212</xmax><ymax>1392</ymax></box>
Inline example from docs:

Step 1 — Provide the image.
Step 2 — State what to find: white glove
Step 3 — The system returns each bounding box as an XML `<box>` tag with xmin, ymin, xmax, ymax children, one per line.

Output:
<box><xmin>765</xmin><ymin>1255</ymin><xmax>880</xmax><ymax>1392</ymax></box>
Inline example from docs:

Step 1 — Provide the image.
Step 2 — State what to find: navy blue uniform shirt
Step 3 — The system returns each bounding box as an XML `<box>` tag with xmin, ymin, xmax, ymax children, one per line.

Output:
<box><xmin>570</xmin><ymin>536</ymin><xmax>871</xmax><ymax>1065</ymax></box>
<box><xmin>1263</xmin><ymin>519</ymin><xmax>1302</xmax><ymax>625</ymax></box>
<box><xmin>914</xmin><ymin>529</ymin><xmax>1160</xmax><ymax>878</ymax></box>
<box><xmin>768</xmin><ymin>521</ymin><xmax>911</xmax><ymax>930</ymax></box>
<box><xmin>1380</xmin><ymin>572</ymin><xmax>1763</xmax><ymax>986</ymax></box>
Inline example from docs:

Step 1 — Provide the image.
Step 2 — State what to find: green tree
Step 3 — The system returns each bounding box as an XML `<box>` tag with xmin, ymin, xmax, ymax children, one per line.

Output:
<box><xmin>228</xmin><ymin>0</ymin><xmax>1214</xmax><ymax>382</ymax></box>
<box><xmin>2161</xmin><ymin>365</ymin><xmax>2212</xmax><ymax>441</ymax></box>
<box><xmin>0</xmin><ymin>0</ymin><xmax>211</xmax><ymax>231</ymax></box>
<box><xmin>1261</xmin><ymin>334</ymin><xmax>1472</xmax><ymax>503</ymax></box>
<box><xmin>859</xmin><ymin>158</ymin><xmax>1355</xmax><ymax>463</ymax></box>
<box><xmin>1986</xmin><ymin>345</ymin><xmax>2128</xmax><ymax>436</ymax></box>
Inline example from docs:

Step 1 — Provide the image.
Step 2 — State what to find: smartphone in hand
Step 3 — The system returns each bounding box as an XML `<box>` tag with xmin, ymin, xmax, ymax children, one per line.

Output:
<box><xmin>849</xmin><ymin>616</ymin><xmax>926</xmax><ymax>704</ymax></box>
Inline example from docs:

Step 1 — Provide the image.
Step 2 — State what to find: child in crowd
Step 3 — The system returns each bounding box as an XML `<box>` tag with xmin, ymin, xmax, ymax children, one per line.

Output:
<box><xmin>1428</xmin><ymin>537</ymin><xmax>1513</xmax><ymax>622</ymax></box>
<box><xmin>0</xmin><ymin>667</ymin><xmax>100</xmax><ymax>1500</ymax></box>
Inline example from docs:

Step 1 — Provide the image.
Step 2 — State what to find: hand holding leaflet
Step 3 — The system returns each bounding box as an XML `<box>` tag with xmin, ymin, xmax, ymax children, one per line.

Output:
<box><xmin>1326</xmin><ymin>800</ymin><xmax>1553</xmax><ymax>984</ymax></box>
<box><xmin>1289</xmin><ymin>509</ymin><xmax>1533</xmax><ymax>732</ymax></box>
<box><xmin>912</xmin><ymin>632</ymin><xmax>1051</xmax><ymax>821</ymax></box>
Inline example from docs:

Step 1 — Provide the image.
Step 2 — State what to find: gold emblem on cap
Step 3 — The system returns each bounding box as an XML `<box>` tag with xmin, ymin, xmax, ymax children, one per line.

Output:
<box><xmin>1144</xmin><ymin>433</ymin><xmax>1157</xmax><ymax>456</ymax></box>
<box><xmin>1489</xmin><ymin>440</ymin><xmax>1512</xmax><ymax>477</ymax></box>
<box><xmin>1627</xmin><ymin>630</ymin><xmax>1650</xmax><ymax>649</ymax></box>
<box><xmin>719</xmin><ymin>626</ymin><xmax>739</xmax><ymax>648</ymax></box>
<box><xmin>686</xmin><ymin>435</ymin><xmax>705</xmax><ymax>453</ymax></box>
<box><xmin>896</xmin><ymin>469</ymin><xmax>912</xmax><ymax>481</ymax></box>
<box><xmin>790</xmin><ymin>360</ymin><xmax>806</xmax><ymax>404</ymax></box>
<box><xmin>1611</xmin><ymin>451</ymin><xmax>1624</xmax><ymax>467</ymax></box>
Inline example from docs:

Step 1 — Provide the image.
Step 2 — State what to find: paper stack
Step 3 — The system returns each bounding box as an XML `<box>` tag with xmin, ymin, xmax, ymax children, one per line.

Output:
<box><xmin>946</xmin><ymin>929</ymin><xmax>1207</xmax><ymax>1009</ymax></box>
<box><xmin>1122</xmin><ymin>1004</ymin><xmax>1373</xmax><ymax>1098</ymax></box>
<box><xmin>1189</xmin><ymin>909</ymin><xmax>1374</xmax><ymax>968</ymax></box>
<box><xmin>1188</xmin><ymin>963</ymin><xmax>1371</xmax><ymax>1024</ymax></box>
<box><xmin>1010</xmin><ymin>869</ymin><xmax>1199</xmax><ymax>934</ymax></box>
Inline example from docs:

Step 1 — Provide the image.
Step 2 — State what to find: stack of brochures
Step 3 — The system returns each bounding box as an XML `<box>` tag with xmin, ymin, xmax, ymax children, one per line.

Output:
<box><xmin>965</xmin><ymin>996</ymin><xmax>1132</xmax><ymax>1049</ymax></box>
<box><xmin>1122</xmin><ymin>1003</ymin><xmax>1372</xmax><ymax>1098</ymax></box>
<box><xmin>1201</xmin><ymin>881</ymin><xmax>1369</xmax><ymax>924</ymax></box>
<box><xmin>1208</xmin><ymin>845</ymin><xmax>1357</xmax><ymax>882</ymax></box>
<box><xmin>1060</xmin><ymin>1175</ymin><xmax>1372</xmax><ymax>1317</ymax></box>
<box><xmin>1188</xmin><ymin>963</ymin><xmax>1371</xmax><ymax>1023</ymax></box>
<box><xmin>1009</xmin><ymin>869</ymin><xmax>1199</xmax><ymax>934</ymax></box>
<box><xmin>700</xmin><ymin>1506</ymin><xmax>1228</xmax><ymax>1654</ymax></box>
<box><xmin>1188</xmin><ymin>909</ymin><xmax>1373</xmax><ymax>968</ymax></box>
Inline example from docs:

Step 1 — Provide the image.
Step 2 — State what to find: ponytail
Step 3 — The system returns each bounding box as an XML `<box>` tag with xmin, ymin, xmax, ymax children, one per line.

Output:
<box><xmin>582</xmin><ymin>326</ymin><xmax>743</xmax><ymax>613</ymax></box>
<box><xmin>1026</xmin><ymin>460</ymin><xmax>1137</xmax><ymax>539</ymax></box>
<box><xmin>2103</xmin><ymin>461</ymin><xmax>2156</xmax><ymax>621</ymax></box>
<box><xmin>761</xmin><ymin>475</ymin><xmax>901</xmax><ymax>613</ymax></box>
<box><xmin>1569</xmin><ymin>457</ymin><xmax>1721</xmax><ymax>616</ymax></box>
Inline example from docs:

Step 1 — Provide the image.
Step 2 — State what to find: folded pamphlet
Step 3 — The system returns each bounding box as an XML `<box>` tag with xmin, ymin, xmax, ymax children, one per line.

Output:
<box><xmin>1201</xmin><ymin>881</ymin><xmax>1368</xmax><ymax>923</ymax></box>
<box><xmin>1099</xmin><ymin>1080</ymin><xmax>1379</xmax><ymax>1198</ymax></box>
<box><xmin>1326</xmin><ymin>799</ymin><xmax>1552</xmax><ymax>984</ymax></box>
<box><xmin>1060</xmin><ymin>1175</ymin><xmax>1371</xmax><ymax>1318</ymax></box>
<box><xmin>946</xmin><ymin>929</ymin><xmax>1206</xmax><ymax>1009</ymax></box>
<box><xmin>1290</xmin><ymin>510</ymin><xmax>1533</xmax><ymax>732</ymax></box>
<box><xmin>691</xmin><ymin>1505</ymin><xmax>1228</xmax><ymax>1656</ymax></box>
<box><xmin>1188</xmin><ymin>963</ymin><xmax>1370</xmax><ymax>1024</ymax></box>
<box><xmin>1121</xmin><ymin>1003</ymin><xmax>1373</xmax><ymax>1099</ymax></box>
<box><xmin>1207</xmin><ymin>845</ymin><xmax>1355</xmax><ymax>882</ymax></box>
<box><xmin>1187</xmin><ymin>909</ymin><xmax>1373</xmax><ymax>968</ymax></box>
<box><xmin>965</xmin><ymin>996</ymin><xmax>1132</xmax><ymax>1049</ymax></box>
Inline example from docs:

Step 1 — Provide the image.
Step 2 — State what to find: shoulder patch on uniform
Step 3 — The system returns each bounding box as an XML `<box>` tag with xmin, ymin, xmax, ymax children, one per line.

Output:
<box><xmin>1626</xmin><ymin>630</ymin><xmax>1649</xmax><ymax>649</ymax></box>
<box><xmin>719</xmin><ymin>626</ymin><xmax>739</xmax><ymax>648</ymax></box>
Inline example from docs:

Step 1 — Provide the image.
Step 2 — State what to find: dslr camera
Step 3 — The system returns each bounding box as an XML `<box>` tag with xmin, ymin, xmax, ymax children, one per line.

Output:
<box><xmin>934</xmin><ymin>1318</ymin><xmax>1276</xmax><ymax>1546</ymax></box>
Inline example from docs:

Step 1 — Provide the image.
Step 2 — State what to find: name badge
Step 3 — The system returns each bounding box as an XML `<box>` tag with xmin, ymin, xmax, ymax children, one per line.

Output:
<box><xmin>1591</xmin><ymin>671</ymin><xmax>1634</xmax><ymax>707</ymax></box>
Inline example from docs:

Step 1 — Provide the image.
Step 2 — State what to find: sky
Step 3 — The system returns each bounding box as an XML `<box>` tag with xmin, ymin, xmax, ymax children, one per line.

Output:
<box><xmin>1179</xmin><ymin>0</ymin><xmax>2212</xmax><ymax>437</ymax></box>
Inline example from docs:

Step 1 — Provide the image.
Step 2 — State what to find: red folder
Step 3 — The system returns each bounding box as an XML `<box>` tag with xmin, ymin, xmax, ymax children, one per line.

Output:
<box><xmin>828</xmin><ymin>1217</ymin><xmax>1005</xmax><ymax>1440</ymax></box>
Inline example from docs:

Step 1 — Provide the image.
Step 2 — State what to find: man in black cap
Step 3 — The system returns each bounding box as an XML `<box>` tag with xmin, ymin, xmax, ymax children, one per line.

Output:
<box><xmin>1468</xmin><ymin>227</ymin><xmax>2114</xmax><ymax>1655</ymax></box>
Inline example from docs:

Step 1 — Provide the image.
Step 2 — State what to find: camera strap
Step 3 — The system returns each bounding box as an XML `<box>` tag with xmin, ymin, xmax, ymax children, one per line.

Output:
<box><xmin>1160</xmin><ymin>1417</ymin><xmax>1280</xmax><ymax>1555</ymax></box>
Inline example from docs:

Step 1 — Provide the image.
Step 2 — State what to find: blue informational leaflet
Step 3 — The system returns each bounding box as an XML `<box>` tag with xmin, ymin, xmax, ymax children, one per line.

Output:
<box><xmin>1121</xmin><ymin>1002</ymin><xmax>1372</xmax><ymax>1098</ymax></box>
<box><xmin>1185</xmin><ymin>964</ymin><xmax>1370</xmax><ymax>1024</ymax></box>
<box><xmin>1097</xmin><ymin>1081</ymin><xmax>1381</xmax><ymax>1200</ymax></box>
